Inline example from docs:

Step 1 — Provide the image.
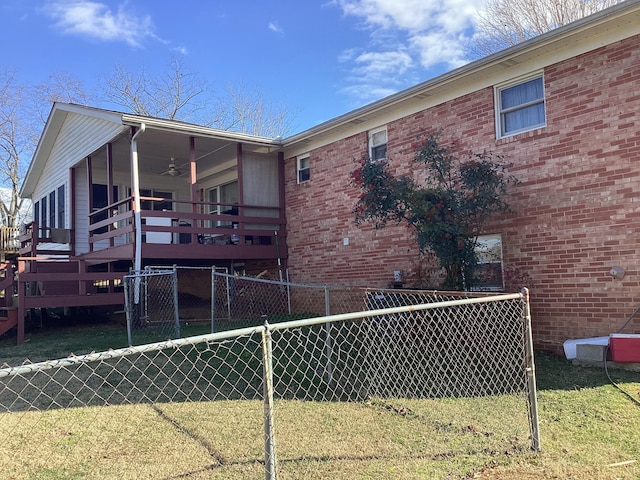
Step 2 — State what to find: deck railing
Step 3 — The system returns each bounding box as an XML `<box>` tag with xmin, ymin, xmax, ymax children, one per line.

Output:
<box><xmin>0</xmin><ymin>226</ymin><xmax>20</xmax><ymax>253</ymax></box>
<box><xmin>88</xmin><ymin>196</ymin><xmax>286</xmax><ymax>254</ymax></box>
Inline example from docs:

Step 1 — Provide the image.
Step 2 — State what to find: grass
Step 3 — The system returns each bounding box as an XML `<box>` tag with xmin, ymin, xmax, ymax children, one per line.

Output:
<box><xmin>1</xmin><ymin>322</ymin><xmax>640</xmax><ymax>479</ymax></box>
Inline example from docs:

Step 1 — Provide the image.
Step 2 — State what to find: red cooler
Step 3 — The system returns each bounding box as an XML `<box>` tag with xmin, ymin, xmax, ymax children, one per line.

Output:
<box><xmin>609</xmin><ymin>334</ymin><xmax>640</xmax><ymax>363</ymax></box>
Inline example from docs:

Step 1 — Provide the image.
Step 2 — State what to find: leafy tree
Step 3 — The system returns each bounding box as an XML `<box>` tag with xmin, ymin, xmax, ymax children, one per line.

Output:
<box><xmin>351</xmin><ymin>132</ymin><xmax>518</xmax><ymax>290</ymax></box>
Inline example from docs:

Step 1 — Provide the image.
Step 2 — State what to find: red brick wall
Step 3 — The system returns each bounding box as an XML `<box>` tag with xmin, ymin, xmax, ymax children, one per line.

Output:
<box><xmin>284</xmin><ymin>34</ymin><xmax>640</xmax><ymax>352</ymax></box>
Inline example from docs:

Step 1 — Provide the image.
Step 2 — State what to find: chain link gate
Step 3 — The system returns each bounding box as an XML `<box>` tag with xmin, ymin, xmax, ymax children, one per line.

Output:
<box><xmin>123</xmin><ymin>268</ymin><xmax>180</xmax><ymax>345</ymax></box>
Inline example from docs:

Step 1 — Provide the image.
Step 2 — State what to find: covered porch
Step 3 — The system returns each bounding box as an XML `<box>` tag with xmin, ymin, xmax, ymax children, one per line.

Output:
<box><xmin>11</xmin><ymin>106</ymin><xmax>288</xmax><ymax>344</ymax></box>
<box><xmin>24</xmin><ymin>111</ymin><xmax>288</xmax><ymax>268</ymax></box>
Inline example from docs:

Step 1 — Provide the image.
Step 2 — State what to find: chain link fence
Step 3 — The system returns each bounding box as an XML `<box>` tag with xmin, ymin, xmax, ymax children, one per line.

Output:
<box><xmin>124</xmin><ymin>267</ymin><xmax>484</xmax><ymax>345</ymax></box>
<box><xmin>0</xmin><ymin>287</ymin><xmax>539</xmax><ymax>479</ymax></box>
<box><xmin>123</xmin><ymin>268</ymin><xmax>180</xmax><ymax>345</ymax></box>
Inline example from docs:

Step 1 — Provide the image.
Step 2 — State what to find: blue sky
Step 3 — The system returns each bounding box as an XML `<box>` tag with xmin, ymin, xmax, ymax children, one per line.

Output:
<box><xmin>1</xmin><ymin>0</ymin><xmax>484</xmax><ymax>134</ymax></box>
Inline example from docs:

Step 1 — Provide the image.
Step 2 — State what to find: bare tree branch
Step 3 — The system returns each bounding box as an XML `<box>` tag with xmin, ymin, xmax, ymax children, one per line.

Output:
<box><xmin>0</xmin><ymin>70</ymin><xmax>29</xmax><ymax>227</ymax></box>
<box><xmin>216</xmin><ymin>82</ymin><xmax>295</xmax><ymax>138</ymax></box>
<box><xmin>99</xmin><ymin>55</ymin><xmax>295</xmax><ymax>137</ymax></box>
<box><xmin>471</xmin><ymin>0</ymin><xmax>622</xmax><ymax>57</ymax></box>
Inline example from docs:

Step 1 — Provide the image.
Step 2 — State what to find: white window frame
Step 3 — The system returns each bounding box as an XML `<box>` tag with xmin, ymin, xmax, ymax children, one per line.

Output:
<box><xmin>297</xmin><ymin>154</ymin><xmax>310</xmax><ymax>183</ymax></box>
<box><xmin>207</xmin><ymin>181</ymin><xmax>238</xmax><ymax>227</ymax></box>
<box><xmin>495</xmin><ymin>73</ymin><xmax>546</xmax><ymax>139</ymax></box>
<box><xmin>473</xmin><ymin>234</ymin><xmax>504</xmax><ymax>291</ymax></box>
<box><xmin>369</xmin><ymin>127</ymin><xmax>387</xmax><ymax>161</ymax></box>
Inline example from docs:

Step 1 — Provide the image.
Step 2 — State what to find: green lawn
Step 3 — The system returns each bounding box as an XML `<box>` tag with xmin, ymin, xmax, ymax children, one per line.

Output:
<box><xmin>1</xmin><ymin>323</ymin><xmax>639</xmax><ymax>479</ymax></box>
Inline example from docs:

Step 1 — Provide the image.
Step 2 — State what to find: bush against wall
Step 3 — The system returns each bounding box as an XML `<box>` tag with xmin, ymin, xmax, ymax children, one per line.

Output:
<box><xmin>351</xmin><ymin>132</ymin><xmax>518</xmax><ymax>291</ymax></box>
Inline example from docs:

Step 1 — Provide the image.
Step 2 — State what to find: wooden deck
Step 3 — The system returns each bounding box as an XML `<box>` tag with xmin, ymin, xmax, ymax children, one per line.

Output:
<box><xmin>1</xmin><ymin>197</ymin><xmax>288</xmax><ymax>344</ymax></box>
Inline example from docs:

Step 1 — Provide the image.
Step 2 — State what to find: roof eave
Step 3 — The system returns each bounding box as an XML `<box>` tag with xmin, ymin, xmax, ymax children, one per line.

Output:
<box><xmin>282</xmin><ymin>0</ymin><xmax>640</xmax><ymax>147</ymax></box>
<box><xmin>120</xmin><ymin>114</ymin><xmax>283</xmax><ymax>149</ymax></box>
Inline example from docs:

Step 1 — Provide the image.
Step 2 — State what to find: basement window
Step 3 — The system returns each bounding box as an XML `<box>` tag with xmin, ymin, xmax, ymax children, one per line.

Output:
<box><xmin>473</xmin><ymin>234</ymin><xmax>504</xmax><ymax>291</ymax></box>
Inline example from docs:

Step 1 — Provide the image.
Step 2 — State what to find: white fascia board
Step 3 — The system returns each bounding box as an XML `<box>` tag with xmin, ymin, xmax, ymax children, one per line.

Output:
<box><xmin>120</xmin><ymin>114</ymin><xmax>282</xmax><ymax>149</ymax></box>
<box><xmin>282</xmin><ymin>0</ymin><xmax>640</xmax><ymax>156</ymax></box>
<box><xmin>21</xmin><ymin>103</ymin><xmax>125</xmax><ymax>198</ymax></box>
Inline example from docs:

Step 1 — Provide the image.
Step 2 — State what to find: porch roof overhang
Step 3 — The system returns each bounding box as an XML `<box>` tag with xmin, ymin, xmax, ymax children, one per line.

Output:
<box><xmin>21</xmin><ymin>103</ymin><xmax>285</xmax><ymax>199</ymax></box>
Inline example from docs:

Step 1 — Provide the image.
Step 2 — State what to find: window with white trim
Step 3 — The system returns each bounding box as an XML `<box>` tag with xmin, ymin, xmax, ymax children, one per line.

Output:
<box><xmin>496</xmin><ymin>74</ymin><xmax>545</xmax><ymax>138</ymax></box>
<box><xmin>473</xmin><ymin>234</ymin><xmax>504</xmax><ymax>291</ymax></box>
<box><xmin>297</xmin><ymin>154</ymin><xmax>310</xmax><ymax>183</ymax></box>
<box><xmin>207</xmin><ymin>181</ymin><xmax>238</xmax><ymax>228</ymax></box>
<box><xmin>369</xmin><ymin>127</ymin><xmax>387</xmax><ymax>161</ymax></box>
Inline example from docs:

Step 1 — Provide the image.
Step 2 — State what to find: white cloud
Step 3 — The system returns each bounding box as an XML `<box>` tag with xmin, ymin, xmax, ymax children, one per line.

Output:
<box><xmin>352</xmin><ymin>50</ymin><xmax>412</xmax><ymax>76</ymax></box>
<box><xmin>268</xmin><ymin>21</ymin><xmax>284</xmax><ymax>34</ymax></box>
<box><xmin>45</xmin><ymin>1</ymin><xmax>156</xmax><ymax>47</ymax></box>
<box><xmin>334</xmin><ymin>0</ymin><xmax>480</xmax><ymax>33</ymax></box>
<box><xmin>339</xmin><ymin>50</ymin><xmax>414</xmax><ymax>103</ymax></box>
<box><xmin>410</xmin><ymin>32</ymin><xmax>468</xmax><ymax>69</ymax></box>
<box><xmin>332</xmin><ymin>0</ymin><xmax>482</xmax><ymax>103</ymax></box>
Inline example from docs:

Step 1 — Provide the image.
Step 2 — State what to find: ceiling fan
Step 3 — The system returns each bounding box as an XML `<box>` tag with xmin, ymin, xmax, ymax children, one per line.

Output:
<box><xmin>160</xmin><ymin>158</ymin><xmax>185</xmax><ymax>177</ymax></box>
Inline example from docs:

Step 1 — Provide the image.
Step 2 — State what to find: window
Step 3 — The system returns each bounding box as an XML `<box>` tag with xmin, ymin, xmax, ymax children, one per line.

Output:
<box><xmin>57</xmin><ymin>185</ymin><xmax>65</xmax><ymax>228</ymax></box>
<box><xmin>94</xmin><ymin>185</ymin><xmax>119</xmax><ymax>234</ymax></box>
<box><xmin>474</xmin><ymin>234</ymin><xmax>504</xmax><ymax>291</ymax></box>
<box><xmin>496</xmin><ymin>75</ymin><xmax>545</xmax><ymax>138</ymax></box>
<box><xmin>33</xmin><ymin>201</ymin><xmax>40</xmax><ymax>234</ymax></box>
<box><xmin>138</xmin><ymin>189</ymin><xmax>173</xmax><ymax>211</ymax></box>
<box><xmin>297</xmin><ymin>155</ymin><xmax>310</xmax><ymax>183</ymax></box>
<box><xmin>369</xmin><ymin>128</ymin><xmax>387</xmax><ymax>161</ymax></box>
<box><xmin>208</xmin><ymin>181</ymin><xmax>238</xmax><ymax>227</ymax></box>
<box><xmin>48</xmin><ymin>191</ymin><xmax>56</xmax><ymax>229</ymax></box>
<box><xmin>40</xmin><ymin>196</ymin><xmax>47</xmax><ymax>232</ymax></box>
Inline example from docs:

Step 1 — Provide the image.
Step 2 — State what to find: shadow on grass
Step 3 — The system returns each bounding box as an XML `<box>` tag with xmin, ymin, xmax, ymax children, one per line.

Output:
<box><xmin>534</xmin><ymin>351</ymin><xmax>639</xmax><ymax>391</ymax></box>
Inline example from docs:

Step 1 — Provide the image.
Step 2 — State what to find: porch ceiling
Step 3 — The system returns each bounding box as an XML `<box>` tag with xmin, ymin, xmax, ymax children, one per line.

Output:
<box><xmin>83</xmin><ymin>125</ymin><xmax>276</xmax><ymax>181</ymax></box>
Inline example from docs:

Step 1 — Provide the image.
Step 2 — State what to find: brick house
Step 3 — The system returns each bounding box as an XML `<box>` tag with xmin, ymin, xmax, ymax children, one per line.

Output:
<box><xmin>282</xmin><ymin>1</ymin><xmax>640</xmax><ymax>352</ymax></box>
<box><xmin>7</xmin><ymin>1</ymin><xmax>640</xmax><ymax>351</ymax></box>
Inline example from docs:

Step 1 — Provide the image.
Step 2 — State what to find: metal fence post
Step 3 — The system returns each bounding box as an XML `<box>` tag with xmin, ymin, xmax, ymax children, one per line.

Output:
<box><xmin>522</xmin><ymin>288</ymin><xmax>541</xmax><ymax>451</ymax></box>
<box><xmin>211</xmin><ymin>266</ymin><xmax>216</xmax><ymax>333</ymax></box>
<box><xmin>262</xmin><ymin>322</ymin><xmax>277</xmax><ymax>480</ymax></box>
<box><xmin>324</xmin><ymin>286</ymin><xmax>335</xmax><ymax>387</ymax></box>
<box><xmin>124</xmin><ymin>276</ymin><xmax>133</xmax><ymax>346</ymax></box>
<box><xmin>172</xmin><ymin>265</ymin><xmax>180</xmax><ymax>338</ymax></box>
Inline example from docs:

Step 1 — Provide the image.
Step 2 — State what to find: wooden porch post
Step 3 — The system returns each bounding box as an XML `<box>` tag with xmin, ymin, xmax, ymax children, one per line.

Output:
<box><xmin>17</xmin><ymin>260</ymin><xmax>25</xmax><ymax>345</ymax></box>
<box><xmin>190</xmin><ymin>136</ymin><xmax>197</xmax><ymax>244</ymax></box>
<box><xmin>277</xmin><ymin>151</ymin><xmax>287</xmax><ymax>271</ymax></box>
<box><xmin>70</xmin><ymin>167</ymin><xmax>76</xmax><ymax>256</ymax></box>
<box><xmin>87</xmin><ymin>156</ymin><xmax>94</xmax><ymax>252</ymax></box>
<box><xmin>237</xmin><ymin>143</ymin><xmax>244</xmax><ymax>245</ymax></box>
<box><xmin>107</xmin><ymin>143</ymin><xmax>115</xmax><ymax>247</ymax></box>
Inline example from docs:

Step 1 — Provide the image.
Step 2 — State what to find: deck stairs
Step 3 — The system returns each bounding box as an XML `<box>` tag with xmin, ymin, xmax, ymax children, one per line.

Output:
<box><xmin>0</xmin><ymin>261</ymin><xmax>17</xmax><ymax>337</ymax></box>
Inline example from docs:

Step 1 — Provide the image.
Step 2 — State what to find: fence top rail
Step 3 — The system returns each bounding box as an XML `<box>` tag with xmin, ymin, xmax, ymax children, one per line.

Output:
<box><xmin>0</xmin><ymin>325</ymin><xmax>266</xmax><ymax>379</ymax></box>
<box><xmin>124</xmin><ymin>269</ymin><xmax>175</xmax><ymax>278</ymax></box>
<box><xmin>267</xmin><ymin>291</ymin><xmax>525</xmax><ymax>332</ymax></box>
<box><xmin>1</xmin><ymin>288</ymin><xmax>525</xmax><ymax>379</ymax></box>
<box><xmin>210</xmin><ymin>270</ymin><xmax>523</xmax><ymax>296</ymax></box>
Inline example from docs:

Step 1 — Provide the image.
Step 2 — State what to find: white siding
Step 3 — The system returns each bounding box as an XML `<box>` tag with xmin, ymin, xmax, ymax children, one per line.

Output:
<box><xmin>74</xmin><ymin>166</ymin><xmax>90</xmax><ymax>254</ymax></box>
<box><xmin>242</xmin><ymin>153</ymin><xmax>280</xmax><ymax>230</ymax></box>
<box><xmin>31</xmin><ymin>112</ymin><xmax>126</xmax><ymax>251</ymax></box>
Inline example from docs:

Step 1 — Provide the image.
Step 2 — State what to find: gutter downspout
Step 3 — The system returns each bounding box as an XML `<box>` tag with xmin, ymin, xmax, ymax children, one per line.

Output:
<box><xmin>130</xmin><ymin>123</ymin><xmax>146</xmax><ymax>272</ymax></box>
